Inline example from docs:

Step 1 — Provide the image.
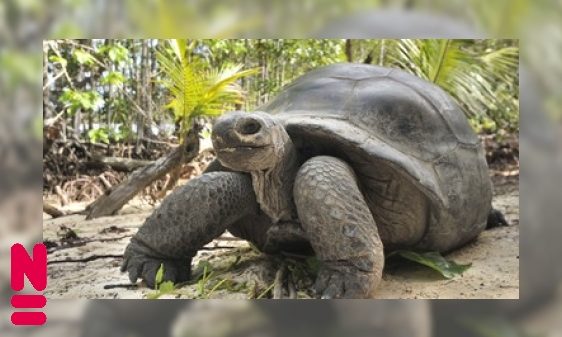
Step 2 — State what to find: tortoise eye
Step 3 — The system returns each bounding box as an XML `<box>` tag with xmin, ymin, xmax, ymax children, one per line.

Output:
<box><xmin>240</xmin><ymin>120</ymin><xmax>262</xmax><ymax>135</ymax></box>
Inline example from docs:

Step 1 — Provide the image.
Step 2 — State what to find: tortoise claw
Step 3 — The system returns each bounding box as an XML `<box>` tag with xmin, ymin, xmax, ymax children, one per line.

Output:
<box><xmin>315</xmin><ymin>264</ymin><xmax>378</xmax><ymax>299</ymax></box>
<box><xmin>121</xmin><ymin>242</ymin><xmax>192</xmax><ymax>288</ymax></box>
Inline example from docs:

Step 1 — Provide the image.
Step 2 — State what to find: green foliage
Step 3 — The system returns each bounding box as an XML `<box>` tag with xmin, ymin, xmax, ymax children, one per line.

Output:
<box><xmin>204</xmin><ymin>39</ymin><xmax>346</xmax><ymax>109</ymax></box>
<box><xmin>87</xmin><ymin>127</ymin><xmax>110</xmax><ymax>144</ymax></box>
<box><xmin>73</xmin><ymin>49</ymin><xmax>95</xmax><ymax>65</ymax></box>
<box><xmin>146</xmin><ymin>260</ymin><xmax>241</xmax><ymax>299</ymax></box>
<box><xmin>155</xmin><ymin>39</ymin><xmax>259</xmax><ymax>138</ymax></box>
<box><xmin>87</xmin><ymin>126</ymin><xmax>127</xmax><ymax>144</ymax></box>
<box><xmin>146</xmin><ymin>264</ymin><xmax>178</xmax><ymax>299</ymax></box>
<box><xmin>59</xmin><ymin>89</ymin><xmax>103</xmax><ymax>115</ymax></box>
<box><xmin>393</xmin><ymin>39</ymin><xmax>519</xmax><ymax>119</ymax></box>
<box><xmin>49</xmin><ymin>55</ymin><xmax>68</xmax><ymax>68</ymax></box>
<box><xmin>98</xmin><ymin>44</ymin><xmax>130</xmax><ymax>65</ymax></box>
<box><xmin>44</xmin><ymin>38</ymin><xmax>519</xmax><ymax>148</ymax></box>
<box><xmin>388</xmin><ymin>250</ymin><xmax>472</xmax><ymax>279</ymax></box>
<box><xmin>101</xmin><ymin>71</ymin><xmax>126</xmax><ymax>86</ymax></box>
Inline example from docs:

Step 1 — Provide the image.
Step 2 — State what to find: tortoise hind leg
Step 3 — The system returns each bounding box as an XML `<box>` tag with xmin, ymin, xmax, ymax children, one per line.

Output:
<box><xmin>294</xmin><ymin>156</ymin><xmax>384</xmax><ymax>299</ymax></box>
<box><xmin>486</xmin><ymin>207</ymin><xmax>509</xmax><ymax>229</ymax></box>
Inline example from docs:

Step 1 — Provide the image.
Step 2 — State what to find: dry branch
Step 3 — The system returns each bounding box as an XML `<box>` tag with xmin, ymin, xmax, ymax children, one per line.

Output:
<box><xmin>84</xmin><ymin>127</ymin><xmax>200</xmax><ymax>220</ymax></box>
<box><xmin>43</xmin><ymin>202</ymin><xmax>65</xmax><ymax>218</ymax></box>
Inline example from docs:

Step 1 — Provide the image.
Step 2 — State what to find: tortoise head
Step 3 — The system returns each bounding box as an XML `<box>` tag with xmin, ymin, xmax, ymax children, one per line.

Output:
<box><xmin>211</xmin><ymin>111</ymin><xmax>290</xmax><ymax>172</ymax></box>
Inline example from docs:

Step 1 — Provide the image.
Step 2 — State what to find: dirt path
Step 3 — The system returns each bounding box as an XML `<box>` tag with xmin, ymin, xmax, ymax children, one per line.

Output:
<box><xmin>43</xmin><ymin>175</ymin><xmax>519</xmax><ymax>299</ymax></box>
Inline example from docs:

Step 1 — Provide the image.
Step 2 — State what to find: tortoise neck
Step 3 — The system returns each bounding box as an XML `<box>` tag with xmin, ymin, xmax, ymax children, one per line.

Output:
<box><xmin>250</xmin><ymin>133</ymin><xmax>300</xmax><ymax>223</ymax></box>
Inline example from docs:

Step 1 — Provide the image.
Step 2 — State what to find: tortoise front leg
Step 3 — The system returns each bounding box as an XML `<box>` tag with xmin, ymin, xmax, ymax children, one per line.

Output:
<box><xmin>121</xmin><ymin>172</ymin><xmax>259</xmax><ymax>288</ymax></box>
<box><xmin>294</xmin><ymin>156</ymin><xmax>384</xmax><ymax>299</ymax></box>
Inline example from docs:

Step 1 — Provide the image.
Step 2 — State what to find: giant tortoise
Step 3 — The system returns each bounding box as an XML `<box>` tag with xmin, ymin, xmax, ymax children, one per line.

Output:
<box><xmin>122</xmin><ymin>63</ymin><xmax>506</xmax><ymax>298</ymax></box>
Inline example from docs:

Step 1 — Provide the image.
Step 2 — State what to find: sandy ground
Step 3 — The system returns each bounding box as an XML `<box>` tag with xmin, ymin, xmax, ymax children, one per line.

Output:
<box><xmin>43</xmin><ymin>175</ymin><xmax>519</xmax><ymax>299</ymax></box>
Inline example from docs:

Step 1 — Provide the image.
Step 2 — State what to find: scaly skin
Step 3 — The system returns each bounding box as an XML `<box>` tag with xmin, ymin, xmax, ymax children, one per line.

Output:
<box><xmin>121</xmin><ymin>171</ymin><xmax>259</xmax><ymax>287</ymax></box>
<box><xmin>294</xmin><ymin>156</ymin><xmax>384</xmax><ymax>299</ymax></box>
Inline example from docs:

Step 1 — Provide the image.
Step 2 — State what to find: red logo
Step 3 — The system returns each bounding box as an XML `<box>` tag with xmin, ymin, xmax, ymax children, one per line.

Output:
<box><xmin>11</xmin><ymin>243</ymin><xmax>47</xmax><ymax>326</ymax></box>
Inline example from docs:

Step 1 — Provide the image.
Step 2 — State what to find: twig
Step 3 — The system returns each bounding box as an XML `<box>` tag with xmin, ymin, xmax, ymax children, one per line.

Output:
<box><xmin>273</xmin><ymin>262</ymin><xmax>287</xmax><ymax>299</ymax></box>
<box><xmin>287</xmin><ymin>272</ymin><xmax>297</xmax><ymax>299</ymax></box>
<box><xmin>43</xmin><ymin>202</ymin><xmax>65</xmax><ymax>218</ymax></box>
<box><xmin>47</xmin><ymin>254</ymin><xmax>123</xmax><ymax>265</ymax></box>
<box><xmin>103</xmin><ymin>283</ymin><xmax>140</xmax><ymax>290</ymax></box>
<box><xmin>46</xmin><ymin>235</ymin><xmax>133</xmax><ymax>254</ymax></box>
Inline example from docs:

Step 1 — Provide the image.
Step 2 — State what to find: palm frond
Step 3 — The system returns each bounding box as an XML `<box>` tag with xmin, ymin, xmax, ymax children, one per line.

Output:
<box><xmin>156</xmin><ymin>40</ymin><xmax>259</xmax><ymax>136</ymax></box>
<box><xmin>393</xmin><ymin>39</ymin><xmax>519</xmax><ymax>117</ymax></box>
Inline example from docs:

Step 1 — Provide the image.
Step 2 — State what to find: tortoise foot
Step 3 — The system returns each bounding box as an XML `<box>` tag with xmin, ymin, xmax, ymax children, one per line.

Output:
<box><xmin>314</xmin><ymin>262</ymin><xmax>380</xmax><ymax>299</ymax></box>
<box><xmin>486</xmin><ymin>207</ymin><xmax>509</xmax><ymax>229</ymax></box>
<box><xmin>121</xmin><ymin>241</ymin><xmax>192</xmax><ymax>289</ymax></box>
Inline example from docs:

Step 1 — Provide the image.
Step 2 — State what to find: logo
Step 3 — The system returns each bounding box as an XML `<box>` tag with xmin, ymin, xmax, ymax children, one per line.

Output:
<box><xmin>11</xmin><ymin>243</ymin><xmax>47</xmax><ymax>326</ymax></box>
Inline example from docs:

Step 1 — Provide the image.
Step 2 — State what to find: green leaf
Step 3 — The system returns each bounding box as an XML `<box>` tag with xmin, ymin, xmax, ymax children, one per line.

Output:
<box><xmin>155</xmin><ymin>264</ymin><xmax>165</xmax><ymax>286</ymax></box>
<box><xmin>100</xmin><ymin>44</ymin><xmax>130</xmax><ymax>64</ymax></box>
<box><xmin>101</xmin><ymin>71</ymin><xmax>126</xmax><ymax>86</ymax></box>
<box><xmin>145</xmin><ymin>293</ymin><xmax>161</xmax><ymax>299</ymax></box>
<box><xmin>191</xmin><ymin>260</ymin><xmax>214</xmax><ymax>281</ymax></box>
<box><xmin>155</xmin><ymin>39</ymin><xmax>258</xmax><ymax>142</ymax></box>
<box><xmin>394</xmin><ymin>251</ymin><xmax>472</xmax><ymax>279</ymax></box>
<box><xmin>158</xmin><ymin>281</ymin><xmax>175</xmax><ymax>294</ymax></box>
<box><xmin>73</xmin><ymin>49</ymin><xmax>94</xmax><ymax>65</ymax></box>
<box><xmin>393</xmin><ymin>39</ymin><xmax>519</xmax><ymax>117</ymax></box>
<box><xmin>48</xmin><ymin>55</ymin><xmax>68</xmax><ymax>68</ymax></box>
<box><xmin>88</xmin><ymin>127</ymin><xmax>110</xmax><ymax>144</ymax></box>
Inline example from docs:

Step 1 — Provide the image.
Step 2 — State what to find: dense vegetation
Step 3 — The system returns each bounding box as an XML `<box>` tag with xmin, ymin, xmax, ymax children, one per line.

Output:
<box><xmin>42</xmin><ymin>39</ymin><xmax>519</xmax><ymax>217</ymax></box>
<box><xmin>44</xmin><ymin>39</ymin><xmax>518</xmax><ymax>145</ymax></box>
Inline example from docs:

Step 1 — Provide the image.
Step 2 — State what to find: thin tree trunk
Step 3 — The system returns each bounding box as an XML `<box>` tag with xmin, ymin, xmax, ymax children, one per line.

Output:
<box><xmin>135</xmin><ymin>40</ymin><xmax>144</xmax><ymax>154</ymax></box>
<box><xmin>379</xmin><ymin>39</ymin><xmax>386</xmax><ymax>66</ymax></box>
<box><xmin>73</xmin><ymin>66</ymin><xmax>84</xmax><ymax>138</ymax></box>
<box><xmin>345</xmin><ymin>39</ymin><xmax>353</xmax><ymax>62</ymax></box>
<box><xmin>142</xmin><ymin>39</ymin><xmax>153</xmax><ymax>139</ymax></box>
<box><xmin>84</xmin><ymin>126</ymin><xmax>200</xmax><ymax>220</ymax></box>
<box><xmin>88</xmin><ymin>40</ymin><xmax>95</xmax><ymax>133</ymax></box>
<box><xmin>106</xmin><ymin>39</ymin><xmax>114</xmax><ymax>126</ymax></box>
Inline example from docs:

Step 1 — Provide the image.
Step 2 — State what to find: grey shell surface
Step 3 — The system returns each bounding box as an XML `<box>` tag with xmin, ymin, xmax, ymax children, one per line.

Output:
<box><xmin>257</xmin><ymin>63</ymin><xmax>492</xmax><ymax>252</ymax></box>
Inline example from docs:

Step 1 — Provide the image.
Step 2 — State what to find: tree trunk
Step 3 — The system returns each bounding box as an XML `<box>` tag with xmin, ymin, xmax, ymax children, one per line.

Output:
<box><xmin>84</xmin><ymin>126</ymin><xmax>200</xmax><ymax>220</ymax></box>
<box><xmin>142</xmin><ymin>39</ymin><xmax>153</xmax><ymax>139</ymax></box>
<box><xmin>379</xmin><ymin>39</ymin><xmax>386</xmax><ymax>66</ymax></box>
<box><xmin>345</xmin><ymin>39</ymin><xmax>353</xmax><ymax>62</ymax></box>
<box><xmin>73</xmin><ymin>40</ymin><xmax>87</xmax><ymax>138</ymax></box>
<box><xmin>106</xmin><ymin>39</ymin><xmax>114</xmax><ymax>126</ymax></box>
<box><xmin>135</xmin><ymin>40</ymin><xmax>144</xmax><ymax>154</ymax></box>
<box><xmin>88</xmin><ymin>39</ymin><xmax>95</xmax><ymax>133</ymax></box>
<box><xmin>43</xmin><ymin>122</ymin><xmax>62</xmax><ymax>156</ymax></box>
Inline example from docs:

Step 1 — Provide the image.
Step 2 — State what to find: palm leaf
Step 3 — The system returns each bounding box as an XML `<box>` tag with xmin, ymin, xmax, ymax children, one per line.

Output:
<box><xmin>393</xmin><ymin>39</ymin><xmax>519</xmax><ymax>117</ymax></box>
<box><xmin>156</xmin><ymin>39</ymin><xmax>259</xmax><ymax>137</ymax></box>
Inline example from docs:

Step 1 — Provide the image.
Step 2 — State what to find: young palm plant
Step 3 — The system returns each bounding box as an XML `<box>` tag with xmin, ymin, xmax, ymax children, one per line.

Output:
<box><xmin>155</xmin><ymin>39</ymin><xmax>260</xmax><ymax>143</ymax></box>
<box><xmin>152</xmin><ymin>38</ymin><xmax>259</xmax><ymax>194</ymax></box>
<box><xmin>392</xmin><ymin>39</ymin><xmax>519</xmax><ymax>129</ymax></box>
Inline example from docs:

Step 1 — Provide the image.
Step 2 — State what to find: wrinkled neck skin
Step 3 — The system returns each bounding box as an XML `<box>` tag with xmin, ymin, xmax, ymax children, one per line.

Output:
<box><xmin>250</xmin><ymin>130</ymin><xmax>300</xmax><ymax>224</ymax></box>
